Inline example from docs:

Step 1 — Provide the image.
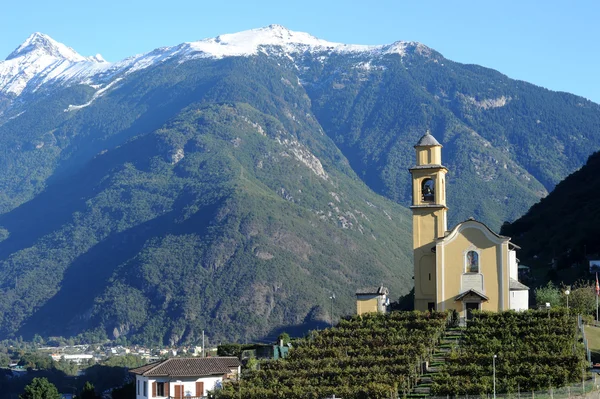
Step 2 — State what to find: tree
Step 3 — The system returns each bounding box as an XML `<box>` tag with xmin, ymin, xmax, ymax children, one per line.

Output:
<box><xmin>277</xmin><ymin>332</ymin><xmax>290</xmax><ymax>346</ymax></box>
<box><xmin>566</xmin><ymin>280</ymin><xmax>596</xmax><ymax>315</ymax></box>
<box><xmin>534</xmin><ymin>281</ymin><xmax>561</xmax><ymax>308</ymax></box>
<box><xmin>18</xmin><ymin>352</ymin><xmax>54</xmax><ymax>371</ymax></box>
<box><xmin>111</xmin><ymin>382</ymin><xmax>135</xmax><ymax>399</ymax></box>
<box><xmin>20</xmin><ymin>377</ymin><xmax>61</xmax><ymax>399</ymax></box>
<box><xmin>80</xmin><ymin>382</ymin><xmax>97</xmax><ymax>399</ymax></box>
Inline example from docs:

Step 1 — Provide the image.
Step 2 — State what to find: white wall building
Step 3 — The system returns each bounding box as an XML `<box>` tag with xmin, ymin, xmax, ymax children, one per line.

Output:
<box><xmin>130</xmin><ymin>357</ymin><xmax>241</xmax><ymax>399</ymax></box>
<box><xmin>508</xmin><ymin>246</ymin><xmax>529</xmax><ymax>311</ymax></box>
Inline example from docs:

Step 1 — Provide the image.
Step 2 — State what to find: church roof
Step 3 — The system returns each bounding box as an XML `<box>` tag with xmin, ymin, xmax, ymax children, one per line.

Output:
<box><xmin>455</xmin><ymin>289</ymin><xmax>489</xmax><ymax>301</ymax></box>
<box><xmin>441</xmin><ymin>218</ymin><xmax>510</xmax><ymax>244</ymax></box>
<box><xmin>415</xmin><ymin>131</ymin><xmax>441</xmax><ymax>147</ymax></box>
<box><xmin>509</xmin><ymin>278</ymin><xmax>529</xmax><ymax>291</ymax></box>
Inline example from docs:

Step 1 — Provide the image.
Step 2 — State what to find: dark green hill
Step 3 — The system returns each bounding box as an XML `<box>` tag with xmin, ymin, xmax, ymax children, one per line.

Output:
<box><xmin>501</xmin><ymin>150</ymin><xmax>600</xmax><ymax>275</ymax></box>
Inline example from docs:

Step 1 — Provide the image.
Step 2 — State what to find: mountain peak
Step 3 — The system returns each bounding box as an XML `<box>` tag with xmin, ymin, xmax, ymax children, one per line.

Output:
<box><xmin>186</xmin><ymin>24</ymin><xmax>376</xmax><ymax>58</ymax></box>
<box><xmin>6</xmin><ymin>32</ymin><xmax>90</xmax><ymax>62</ymax></box>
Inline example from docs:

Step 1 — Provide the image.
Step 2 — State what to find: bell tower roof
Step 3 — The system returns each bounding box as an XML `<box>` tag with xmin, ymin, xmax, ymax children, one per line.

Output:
<box><xmin>415</xmin><ymin>130</ymin><xmax>441</xmax><ymax>147</ymax></box>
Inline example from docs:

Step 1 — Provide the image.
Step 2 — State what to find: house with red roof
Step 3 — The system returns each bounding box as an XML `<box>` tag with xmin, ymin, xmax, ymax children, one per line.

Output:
<box><xmin>130</xmin><ymin>357</ymin><xmax>241</xmax><ymax>399</ymax></box>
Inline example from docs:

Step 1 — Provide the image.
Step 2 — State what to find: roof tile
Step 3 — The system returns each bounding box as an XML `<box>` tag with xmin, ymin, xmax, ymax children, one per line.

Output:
<box><xmin>130</xmin><ymin>357</ymin><xmax>240</xmax><ymax>377</ymax></box>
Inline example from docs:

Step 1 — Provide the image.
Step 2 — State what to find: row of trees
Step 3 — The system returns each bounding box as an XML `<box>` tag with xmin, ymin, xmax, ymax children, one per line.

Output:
<box><xmin>432</xmin><ymin>309</ymin><xmax>586</xmax><ymax>395</ymax></box>
<box><xmin>20</xmin><ymin>378</ymin><xmax>99</xmax><ymax>399</ymax></box>
<box><xmin>535</xmin><ymin>280</ymin><xmax>596</xmax><ymax>315</ymax></box>
<box><xmin>214</xmin><ymin>311</ymin><xmax>448</xmax><ymax>399</ymax></box>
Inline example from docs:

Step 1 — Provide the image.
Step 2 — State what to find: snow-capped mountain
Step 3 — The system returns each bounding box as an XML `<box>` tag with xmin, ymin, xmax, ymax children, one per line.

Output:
<box><xmin>0</xmin><ymin>32</ymin><xmax>107</xmax><ymax>96</ymax></box>
<box><xmin>1</xmin><ymin>23</ymin><xmax>600</xmax><ymax>345</ymax></box>
<box><xmin>0</xmin><ymin>25</ymin><xmax>425</xmax><ymax>100</ymax></box>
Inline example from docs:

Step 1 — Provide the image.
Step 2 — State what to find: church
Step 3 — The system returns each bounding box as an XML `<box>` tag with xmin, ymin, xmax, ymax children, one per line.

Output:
<box><xmin>410</xmin><ymin>131</ymin><xmax>529</xmax><ymax>317</ymax></box>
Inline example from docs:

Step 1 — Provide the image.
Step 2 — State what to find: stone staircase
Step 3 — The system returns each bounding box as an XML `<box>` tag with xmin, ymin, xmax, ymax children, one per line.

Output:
<box><xmin>406</xmin><ymin>327</ymin><xmax>464</xmax><ymax>398</ymax></box>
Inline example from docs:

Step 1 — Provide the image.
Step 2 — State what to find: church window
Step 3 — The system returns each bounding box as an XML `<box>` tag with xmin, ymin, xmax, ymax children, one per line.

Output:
<box><xmin>466</xmin><ymin>251</ymin><xmax>479</xmax><ymax>273</ymax></box>
<box><xmin>422</xmin><ymin>179</ymin><xmax>435</xmax><ymax>202</ymax></box>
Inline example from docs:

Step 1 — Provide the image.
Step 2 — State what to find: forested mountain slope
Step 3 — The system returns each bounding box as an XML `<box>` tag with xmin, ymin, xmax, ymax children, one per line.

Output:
<box><xmin>0</xmin><ymin>25</ymin><xmax>598</xmax><ymax>343</ymax></box>
<box><xmin>0</xmin><ymin>55</ymin><xmax>411</xmax><ymax>344</ymax></box>
<box><xmin>501</xmin><ymin>151</ymin><xmax>600</xmax><ymax>273</ymax></box>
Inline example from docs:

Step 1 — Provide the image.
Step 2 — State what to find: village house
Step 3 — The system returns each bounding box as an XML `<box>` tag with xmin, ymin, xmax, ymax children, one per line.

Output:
<box><xmin>355</xmin><ymin>286</ymin><xmax>390</xmax><ymax>315</ymax></box>
<box><xmin>130</xmin><ymin>357</ymin><xmax>241</xmax><ymax>399</ymax></box>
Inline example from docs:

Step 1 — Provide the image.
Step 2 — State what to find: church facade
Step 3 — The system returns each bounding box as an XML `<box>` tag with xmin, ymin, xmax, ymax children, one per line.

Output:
<box><xmin>410</xmin><ymin>131</ymin><xmax>529</xmax><ymax>317</ymax></box>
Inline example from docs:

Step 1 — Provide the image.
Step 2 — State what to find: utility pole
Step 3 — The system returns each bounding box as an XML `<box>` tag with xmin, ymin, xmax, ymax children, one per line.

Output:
<box><xmin>493</xmin><ymin>354</ymin><xmax>497</xmax><ymax>399</ymax></box>
<box><xmin>202</xmin><ymin>330</ymin><xmax>205</xmax><ymax>358</ymax></box>
<box><xmin>329</xmin><ymin>293</ymin><xmax>336</xmax><ymax>328</ymax></box>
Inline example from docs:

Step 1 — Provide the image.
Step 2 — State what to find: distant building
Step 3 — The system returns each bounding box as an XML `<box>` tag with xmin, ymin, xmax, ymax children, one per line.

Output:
<box><xmin>50</xmin><ymin>354</ymin><xmax>94</xmax><ymax>364</ymax></box>
<box><xmin>410</xmin><ymin>131</ymin><xmax>529</xmax><ymax>317</ymax></box>
<box><xmin>356</xmin><ymin>286</ymin><xmax>389</xmax><ymax>315</ymax></box>
<box><xmin>241</xmin><ymin>342</ymin><xmax>290</xmax><ymax>361</ymax></box>
<box><xmin>130</xmin><ymin>357</ymin><xmax>241</xmax><ymax>399</ymax></box>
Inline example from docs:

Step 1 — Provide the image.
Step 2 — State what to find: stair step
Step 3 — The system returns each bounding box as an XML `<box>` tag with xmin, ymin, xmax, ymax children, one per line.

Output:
<box><xmin>427</xmin><ymin>366</ymin><xmax>440</xmax><ymax>373</ymax></box>
<box><xmin>419</xmin><ymin>377</ymin><xmax>432</xmax><ymax>383</ymax></box>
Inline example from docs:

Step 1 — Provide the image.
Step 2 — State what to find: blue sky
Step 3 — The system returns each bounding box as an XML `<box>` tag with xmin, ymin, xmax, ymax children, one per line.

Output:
<box><xmin>2</xmin><ymin>0</ymin><xmax>599</xmax><ymax>102</ymax></box>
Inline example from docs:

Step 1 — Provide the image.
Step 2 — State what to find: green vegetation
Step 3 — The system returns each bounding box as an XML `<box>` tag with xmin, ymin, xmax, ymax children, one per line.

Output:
<box><xmin>534</xmin><ymin>281</ymin><xmax>563</xmax><ymax>308</ymax></box>
<box><xmin>80</xmin><ymin>382</ymin><xmax>98</xmax><ymax>399</ymax></box>
<box><xmin>502</xmin><ymin>151</ymin><xmax>600</xmax><ymax>286</ymax></box>
<box><xmin>20</xmin><ymin>377</ymin><xmax>61</xmax><ymax>399</ymax></box>
<box><xmin>584</xmin><ymin>325</ymin><xmax>600</xmax><ymax>362</ymax></box>
<box><xmin>0</xmin><ymin>352</ymin><xmax>142</xmax><ymax>399</ymax></box>
<box><xmin>304</xmin><ymin>49</ymin><xmax>600</xmax><ymax>229</ymax></box>
<box><xmin>215</xmin><ymin>311</ymin><xmax>448</xmax><ymax>399</ymax></box>
<box><xmin>0</xmin><ymin>88</ymin><xmax>413</xmax><ymax>344</ymax></box>
<box><xmin>432</xmin><ymin>310</ymin><xmax>586</xmax><ymax>395</ymax></box>
<box><xmin>0</xmin><ymin>44</ymin><xmax>599</xmax><ymax>343</ymax></box>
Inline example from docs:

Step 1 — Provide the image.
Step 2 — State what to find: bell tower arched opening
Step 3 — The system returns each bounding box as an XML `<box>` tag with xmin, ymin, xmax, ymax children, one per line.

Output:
<box><xmin>422</xmin><ymin>178</ymin><xmax>435</xmax><ymax>202</ymax></box>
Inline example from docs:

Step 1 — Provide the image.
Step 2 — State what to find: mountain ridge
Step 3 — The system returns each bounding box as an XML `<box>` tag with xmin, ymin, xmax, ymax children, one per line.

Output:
<box><xmin>0</xmin><ymin>25</ymin><xmax>428</xmax><ymax>99</ymax></box>
<box><xmin>0</xmin><ymin>27</ymin><xmax>598</xmax><ymax>344</ymax></box>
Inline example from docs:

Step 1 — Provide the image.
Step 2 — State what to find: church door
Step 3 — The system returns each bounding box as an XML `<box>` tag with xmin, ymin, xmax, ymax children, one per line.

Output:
<box><xmin>465</xmin><ymin>302</ymin><xmax>479</xmax><ymax>320</ymax></box>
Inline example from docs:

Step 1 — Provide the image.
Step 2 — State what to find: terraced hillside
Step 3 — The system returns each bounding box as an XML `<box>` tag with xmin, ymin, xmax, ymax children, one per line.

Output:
<box><xmin>215</xmin><ymin>311</ymin><xmax>447</xmax><ymax>399</ymax></box>
<box><xmin>433</xmin><ymin>310</ymin><xmax>586</xmax><ymax>395</ymax></box>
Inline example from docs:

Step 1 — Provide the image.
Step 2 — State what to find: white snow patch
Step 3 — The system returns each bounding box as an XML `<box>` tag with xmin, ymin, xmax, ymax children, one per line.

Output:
<box><xmin>65</xmin><ymin>78</ymin><xmax>122</xmax><ymax>111</ymax></box>
<box><xmin>0</xmin><ymin>25</ymin><xmax>430</xmax><ymax>100</ymax></box>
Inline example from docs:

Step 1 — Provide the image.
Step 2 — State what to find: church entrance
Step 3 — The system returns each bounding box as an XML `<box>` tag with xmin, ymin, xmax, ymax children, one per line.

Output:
<box><xmin>465</xmin><ymin>302</ymin><xmax>480</xmax><ymax>320</ymax></box>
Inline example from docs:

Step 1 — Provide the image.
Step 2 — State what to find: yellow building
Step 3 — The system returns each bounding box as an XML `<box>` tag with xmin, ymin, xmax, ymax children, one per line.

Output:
<box><xmin>411</xmin><ymin>131</ymin><xmax>529</xmax><ymax>318</ymax></box>
<box><xmin>356</xmin><ymin>286</ymin><xmax>389</xmax><ymax>315</ymax></box>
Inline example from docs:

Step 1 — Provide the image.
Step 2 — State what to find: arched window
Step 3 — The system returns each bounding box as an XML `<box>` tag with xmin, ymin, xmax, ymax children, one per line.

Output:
<box><xmin>466</xmin><ymin>251</ymin><xmax>479</xmax><ymax>273</ymax></box>
<box><xmin>422</xmin><ymin>178</ymin><xmax>435</xmax><ymax>202</ymax></box>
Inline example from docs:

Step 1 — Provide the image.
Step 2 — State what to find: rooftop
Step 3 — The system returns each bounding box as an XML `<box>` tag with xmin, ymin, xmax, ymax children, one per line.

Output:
<box><xmin>129</xmin><ymin>357</ymin><xmax>240</xmax><ymax>377</ymax></box>
<box><xmin>415</xmin><ymin>130</ymin><xmax>441</xmax><ymax>147</ymax></box>
<box><xmin>356</xmin><ymin>286</ymin><xmax>389</xmax><ymax>295</ymax></box>
<box><xmin>509</xmin><ymin>278</ymin><xmax>530</xmax><ymax>291</ymax></box>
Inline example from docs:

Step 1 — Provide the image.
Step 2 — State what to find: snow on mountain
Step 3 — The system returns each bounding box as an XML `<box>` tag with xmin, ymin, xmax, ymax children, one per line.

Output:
<box><xmin>6</xmin><ymin>32</ymin><xmax>91</xmax><ymax>62</ymax></box>
<box><xmin>0</xmin><ymin>25</ymin><xmax>426</xmax><ymax>101</ymax></box>
<box><xmin>0</xmin><ymin>32</ymin><xmax>108</xmax><ymax>96</ymax></box>
<box><xmin>184</xmin><ymin>24</ymin><xmax>377</xmax><ymax>58</ymax></box>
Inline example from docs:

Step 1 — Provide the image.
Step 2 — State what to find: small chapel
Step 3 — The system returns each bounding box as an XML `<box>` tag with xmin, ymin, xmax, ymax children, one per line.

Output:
<box><xmin>410</xmin><ymin>131</ymin><xmax>529</xmax><ymax>318</ymax></box>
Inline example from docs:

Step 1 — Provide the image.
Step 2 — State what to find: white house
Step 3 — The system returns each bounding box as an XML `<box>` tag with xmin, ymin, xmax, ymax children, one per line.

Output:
<box><xmin>508</xmin><ymin>247</ymin><xmax>529</xmax><ymax>311</ymax></box>
<box><xmin>130</xmin><ymin>357</ymin><xmax>241</xmax><ymax>399</ymax></box>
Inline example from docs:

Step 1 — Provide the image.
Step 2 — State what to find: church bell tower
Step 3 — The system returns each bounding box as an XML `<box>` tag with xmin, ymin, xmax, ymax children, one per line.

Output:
<box><xmin>410</xmin><ymin>131</ymin><xmax>448</xmax><ymax>311</ymax></box>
